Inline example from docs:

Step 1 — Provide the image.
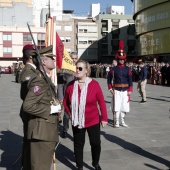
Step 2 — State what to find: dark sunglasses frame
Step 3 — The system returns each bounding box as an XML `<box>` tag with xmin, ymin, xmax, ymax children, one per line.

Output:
<box><xmin>76</xmin><ymin>67</ymin><xmax>83</xmax><ymax>71</ymax></box>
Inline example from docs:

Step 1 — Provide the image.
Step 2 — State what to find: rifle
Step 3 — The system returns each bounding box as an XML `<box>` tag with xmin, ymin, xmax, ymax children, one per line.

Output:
<box><xmin>27</xmin><ymin>23</ymin><xmax>59</xmax><ymax>106</ymax></box>
<box><xmin>27</xmin><ymin>23</ymin><xmax>60</xmax><ymax>170</ymax></box>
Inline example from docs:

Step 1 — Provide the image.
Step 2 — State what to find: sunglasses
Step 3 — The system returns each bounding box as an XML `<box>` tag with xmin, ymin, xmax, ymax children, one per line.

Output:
<box><xmin>76</xmin><ymin>67</ymin><xmax>83</xmax><ymax>71</ymax></box>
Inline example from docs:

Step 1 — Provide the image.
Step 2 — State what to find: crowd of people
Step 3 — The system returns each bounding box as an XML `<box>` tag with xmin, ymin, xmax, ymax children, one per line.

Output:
<box><xmin>89</xmin><ymin>61</ymin><xmax>170</xmax><ymax>86</ymax></box>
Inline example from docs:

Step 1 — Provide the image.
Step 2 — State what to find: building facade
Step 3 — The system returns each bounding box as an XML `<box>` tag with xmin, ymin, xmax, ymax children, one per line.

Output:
<box><xmin>33</xmin><ymin>0</ymin><xmax>63</xmax><ymax>26</ymax></box>
<box><xmin>74</xmin><ymin>18</ymin><xmax>98</xmax><ymax>62</ymax></box>
<box><xmin>97</xmin><ymin>14</ymin><xmax>136</xmax><ymax>63</ymax></box>
<box><xmin>0</xmin><ymin>26</ymin><xmax>45</xmax><ymax>66</ymax></box>
<box><xmin>89</xmin><ymin>3</ymin><xmax>100</xmax><ymax>17</ymax></box>
<box><xmin>55</xmin><ymin>11</ymin><xmax>75</xmax><ymax>54</ymax></box>
<box><xmin>0</xmin><ymin>0</ymin><xmax>32</xmax><ymax>7</ymax></box>
<box><xmin>0</xmin><ymin>2</ymin><xmax>33</xmax><ymax>27</ymax></box>
<box><xmin>133</xmin><ymin>0</ymin><xmax>170</xmax><ymax>62</ymax></box>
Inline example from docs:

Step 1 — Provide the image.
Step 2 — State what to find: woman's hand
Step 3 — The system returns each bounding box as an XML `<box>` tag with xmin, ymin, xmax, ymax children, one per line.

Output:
<box><xmin>101</xmin><ymin>121</ymin><xmax>107</xmax><ymax>128</ymax></box>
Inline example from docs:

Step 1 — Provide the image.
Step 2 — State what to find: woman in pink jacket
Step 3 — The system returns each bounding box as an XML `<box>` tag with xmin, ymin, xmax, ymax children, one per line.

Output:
<box><xmin>63</xmin><ymin>60</ymin><xmax>108</xmax><ymax>170</ymax></box>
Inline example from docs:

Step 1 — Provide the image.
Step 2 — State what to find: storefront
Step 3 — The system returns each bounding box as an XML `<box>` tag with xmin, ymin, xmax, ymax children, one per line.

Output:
<box><xmin>133</xmin><ymin>0</ymin><xmax>170</xmax><ymax>62</ymax></box>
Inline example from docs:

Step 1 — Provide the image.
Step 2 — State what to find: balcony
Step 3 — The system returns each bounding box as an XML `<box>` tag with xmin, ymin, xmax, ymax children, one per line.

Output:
<box><xmin>77</xmin><ymin>42</ymin><xmax>98</xmax><ymax>49</ymax></box>
<box><xmin>101</xmin><ymin>27</ymin><xmax>108</xmax><ymax>32</ymax></box>
<box><xmin>77</xmin><ymin>32</ymin><xmax>98</xmax><ymax>37</ymax></box>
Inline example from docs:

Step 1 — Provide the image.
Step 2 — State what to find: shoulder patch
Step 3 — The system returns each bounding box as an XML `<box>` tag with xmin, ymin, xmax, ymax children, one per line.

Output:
<box><xmin>25</xmin><ymin>76</ymin><xmax>31</xmax><ymax>80</ymax></box>
<box><xmin>33</xmin><ymin>86</ymin><xmax>41</xmax><ymax>95</ymax></box>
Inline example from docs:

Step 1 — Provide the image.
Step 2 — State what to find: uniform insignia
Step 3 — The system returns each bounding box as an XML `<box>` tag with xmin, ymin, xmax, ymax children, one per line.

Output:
<box><xmin>25</xmin><ymin>76</ymin><xmax>31</xmax><ymax>80</ymax></box>
<box><xmin>33</xmin><ymin>86</ymin><xmax>41</xmax><ymax>94</ymax></box>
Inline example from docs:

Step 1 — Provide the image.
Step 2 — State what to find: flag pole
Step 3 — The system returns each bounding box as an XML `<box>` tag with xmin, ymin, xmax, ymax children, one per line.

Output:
<box><xmin>48</xmin><ymin>0</ymin><xmax>51</xmax><ymax>17</ymax></box>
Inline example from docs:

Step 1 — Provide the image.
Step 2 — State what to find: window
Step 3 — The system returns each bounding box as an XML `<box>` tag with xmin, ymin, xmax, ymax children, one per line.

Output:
<box><xmin>88</xmin><ymin>26</ymin><xmax>97</xmax><ymax>33</ymax></box>
<box><xmin>3</xmin><ymin>47</ymin><xmax>12</xmax><ymax>53</ymax></box>
<box><xmin>3</xmin><ymin>34</ymin><xmax>12</xmax><ymax>41</ymax></box>
<box><xmin>56</xmin><ymin>26</ymin><xmax>61</xmax><ymax>30</ymax></box>
<box><xmin>78</xmin><ymin>26</ymin><xmax>88</xmax><ymax>33</ymax></box>
<box><xmin>79</xmin><ymin>29</ymin><xmax>84</xmax><ymax>33</ymax></box>
<box><xmin>37</xmin><ymin>34</ymin><xmax>45</xmax><ymax>40</ymax></box>
<box><xmin>60</xmin><ymin>37</ymin><xmax>65</xmax><ymax>42</ymax></box>
<box><xmin>78</xmin><ymin>37</ymin><xmax>87</xmax><ymax>44</ymax></box>
<box><xmin>88</xmin><ymin>37</ymin><xmax>97</xmax><ymax>44</ymax></box>
<box><xmin>65</xmin><ymin>37</ymin><xmax>71</xmax><ymax>43</ymax></box>
<box><xmin>64</xmin><ymin>26</ymin><xmax>72</xmax><ymax>31</ymax></box>
<box><xmin>23</xmin><ymin>34</ymin><xmax>32</xmax><ymax>41</ymax></box>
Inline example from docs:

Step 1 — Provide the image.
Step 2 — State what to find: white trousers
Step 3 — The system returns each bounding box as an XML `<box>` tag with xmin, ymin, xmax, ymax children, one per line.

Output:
<box><xmin>111</xmin><ymin>90</ymin><xmax>130</xmax><ymax>121</ymax></box>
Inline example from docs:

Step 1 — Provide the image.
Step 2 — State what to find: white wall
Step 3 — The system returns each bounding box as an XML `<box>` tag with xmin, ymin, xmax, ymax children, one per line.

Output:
<box><xmin>13</xmin><ymin>45</ymin><xmax>23</xmax><ymax>57</ymax></box>
<box><xmin>12</xmin><ymin>33</ymin><xmax>23</xmax><ymax>45</ymax></box>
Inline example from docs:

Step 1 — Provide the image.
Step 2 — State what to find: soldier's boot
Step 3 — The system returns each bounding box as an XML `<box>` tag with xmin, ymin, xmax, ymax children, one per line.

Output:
<box><xmin>114</xmin><ymin>118</ymin><xmax>119</xmax><ymax>128</ymax></box>
<box><xmin>120</xmin><ymin>112</ymin><xmax>128</xmax><ymax>127</ymax></box>
<box><xmin>113</xmin><ymin>112</ymin><xmax>119</xmax><ymax>128</ymax></box>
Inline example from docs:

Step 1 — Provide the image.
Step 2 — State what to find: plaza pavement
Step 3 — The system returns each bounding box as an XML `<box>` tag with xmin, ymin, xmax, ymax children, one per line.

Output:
<box><xmin>0</xmin><ymin>74</ymin><xmax>170</xmax><ymax>170</ymax></box>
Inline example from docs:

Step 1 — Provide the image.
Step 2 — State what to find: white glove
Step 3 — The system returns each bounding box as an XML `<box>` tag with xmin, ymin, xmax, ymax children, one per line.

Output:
<box><xmin>50</xmin><ymin>104</ymin><xmax>61</xmax><ymax>114</ymax></box>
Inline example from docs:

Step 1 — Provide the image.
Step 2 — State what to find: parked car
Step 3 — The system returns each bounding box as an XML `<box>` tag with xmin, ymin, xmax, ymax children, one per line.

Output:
<box><xmin>1</xmin><ymin>67</ymin><xmax>11</xmax><ymax>74</ymax></box>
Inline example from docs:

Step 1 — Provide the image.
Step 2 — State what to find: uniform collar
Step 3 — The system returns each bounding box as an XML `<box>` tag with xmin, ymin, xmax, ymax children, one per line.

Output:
<box><xmin>27</xmin><ymin>62</ymin><xmax>36</xmax><ymax>70</ymax></box>
<box><xmin>117</xmin><ymin>64</ymin><xmax>125</xmax><ymax>68</ymax></box>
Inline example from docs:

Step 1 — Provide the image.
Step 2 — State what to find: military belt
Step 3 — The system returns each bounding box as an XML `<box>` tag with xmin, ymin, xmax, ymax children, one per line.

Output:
<box><xmin>114</xmin><ymin>83</ymin><xmax>129</xmax><ymax>88</ymax></box>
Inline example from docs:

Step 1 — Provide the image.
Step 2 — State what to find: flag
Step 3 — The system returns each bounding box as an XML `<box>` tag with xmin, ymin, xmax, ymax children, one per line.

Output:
<box><xmin>45</xmin><ymin>16</ymin><xmax>57</xmax><ymax>88</ymax></box>
<box><xmin>45</xmin><ymin>16</ymin><xmax>76</xmax><ymax>87</ymax></box>
<box><xmin>56</xmin><ymin>33</ymin><xmax>76</xmax><ymax>75</ymax></box>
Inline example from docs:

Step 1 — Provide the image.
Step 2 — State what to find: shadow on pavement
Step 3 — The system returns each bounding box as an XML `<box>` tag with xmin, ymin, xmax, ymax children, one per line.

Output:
<box><xmin>147</xmin><ymin>97</ymin><xmax>170</xmax><ymax>102</ymax></box>
<box><xmin>107</xmin><ymin>118</ymin><xmax>114</xmax><ymax>128</ymax></box>
<box><xmin>56</xmin><ymin>142</ymin><xmax>93</xmax><ymax>170</ymax></box>
<box><xmin>160</xmin><ymin>96</ymin><xmax>170</xmax><ymax>99</ymax></box>
<box><xmin>104</xmin><ymin>100</ymin><xmax>111</xmax><ymax>104</ymax></box>
<box><xmin>0</xmin><ymin>130</ymin><xmax>23</xmax><ymax>170</ymax></box>
<box><xmin>144</xmin><ymin>163</ymin><xmax>163</xmax><ymax>170</ymax></box>
<box><xmin>101</xmin><ymin>131</ymin><xmax>170</xmax><ymax>169</ymax></box>
<box><xmin>58</xmin><ymin>124</ymin><xmax>74</xmax><ymax>141</ymax></box>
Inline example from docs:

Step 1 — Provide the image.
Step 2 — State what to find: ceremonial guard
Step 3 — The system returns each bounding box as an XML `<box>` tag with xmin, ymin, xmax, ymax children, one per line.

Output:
<box><xmin>107</xmin><ymin>40</ymin><xmax>133</xmax><ymax>128</ymax></box>
<box><xmin>23</xmin><ymin>45</ymin><xmax>61</xmax><ymax>170</ymax></box>
<box><xmin>19</xmin><ymin>44</ymin><xmax>39</xmax><ymax>169</ymax></box>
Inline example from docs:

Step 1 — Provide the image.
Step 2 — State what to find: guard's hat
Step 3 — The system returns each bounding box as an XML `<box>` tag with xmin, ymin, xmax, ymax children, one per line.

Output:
<box><xmin>39</xmin><ymin>45</ymin><xmax>55</xmax><ymax>60</ymax></box>
<box><xmin>115</xmin><ymin>40</ymin><xmax>126</xmax><ymax>60</ymax></box>
<box><xmin>22</xmin><ymin>44</ymin><xmax>37</xmax><ymax>56</ymax></box>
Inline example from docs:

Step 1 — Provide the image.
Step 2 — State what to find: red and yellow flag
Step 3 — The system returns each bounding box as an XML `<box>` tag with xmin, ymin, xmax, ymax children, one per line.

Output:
<box><xmin>45</xmin><ymin>16</ymin><xmax>76</xmax><ymax>78</ymax></box>
<box><xmin>56</xmin><ymin>33</ymin><xmax>76</xmax><ymax>75</ymax></box>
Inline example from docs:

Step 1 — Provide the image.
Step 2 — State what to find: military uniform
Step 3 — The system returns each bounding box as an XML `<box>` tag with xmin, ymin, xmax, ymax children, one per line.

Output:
<box><xmin>19</xmin><ymin>43</ymin><xmax>40</xmax><ymax>170</ymax></box>
<box><xmin>107</xmin><ymin>40</ymin><xmax>133</xmax><ymax>128</ymax></box>
<box><xmin>19</xmin><ymin>63</ymin><xmax>39</xmax><ymax>170</ymax></box>
<box><xmin>23</xmin><ymin>69</ymin><xmax>59</xmax><ymax>170</ymax></box>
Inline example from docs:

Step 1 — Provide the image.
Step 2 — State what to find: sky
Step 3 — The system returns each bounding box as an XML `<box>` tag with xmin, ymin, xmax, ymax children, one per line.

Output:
<box><xmin>63</xmin><ymin>0</ymin><xmax>133</xmax><ymax>16</ymax></box>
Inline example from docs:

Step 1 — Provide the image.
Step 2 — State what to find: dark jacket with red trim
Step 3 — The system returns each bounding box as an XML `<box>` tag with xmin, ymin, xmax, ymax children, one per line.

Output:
<box><xmin>107</xmin><ymin>64</ymin><xmax>133</xmax><ymax>92</ymax></box>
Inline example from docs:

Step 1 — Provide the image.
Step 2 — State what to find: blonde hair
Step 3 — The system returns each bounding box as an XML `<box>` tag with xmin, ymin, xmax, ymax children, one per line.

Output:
<box><xmin>76</xmin><ymin>60</ymin><xmax>91</xmax><ymax>77</ymax></box>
